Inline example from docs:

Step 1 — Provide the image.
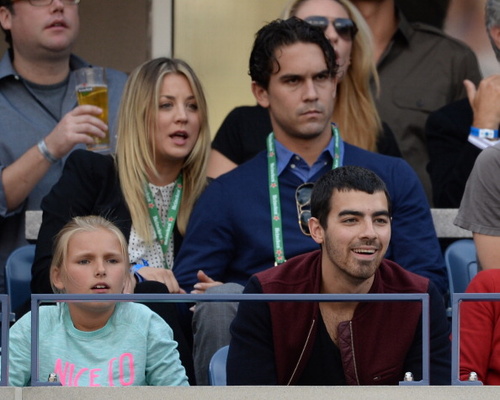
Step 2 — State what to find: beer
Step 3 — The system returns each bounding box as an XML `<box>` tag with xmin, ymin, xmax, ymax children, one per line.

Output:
<box><xmin>75</xmin><ymin>67</ymin><xmax>110</xmax><ymax>151</ymax></box>
<box><xmin>76</xmin><ymin>84</ymin><xmax>109</xmax><ymax>151</ymax></box>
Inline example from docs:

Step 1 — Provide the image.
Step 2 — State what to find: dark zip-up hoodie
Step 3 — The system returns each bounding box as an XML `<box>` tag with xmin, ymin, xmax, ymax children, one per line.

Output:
<box><xmin>228</xmin><ymin>250</ymin><xmax>451</xmax><ymax>385</ymax></box>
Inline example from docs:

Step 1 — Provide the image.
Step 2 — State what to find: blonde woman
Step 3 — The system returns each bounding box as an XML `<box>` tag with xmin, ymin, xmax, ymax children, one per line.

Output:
<box><xmin>208</xmin><ymin>0</ymin><xmax>400</xmax><ymax>178</ymax></box>
<box><xmin>32</xmin><ymin>57</ymin><xmax>211</xmax><ymax>383</ymax></box>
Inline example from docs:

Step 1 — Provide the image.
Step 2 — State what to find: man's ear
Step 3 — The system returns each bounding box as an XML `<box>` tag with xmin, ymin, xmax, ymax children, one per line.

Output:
<box><xmin>0</xmin><ymin>6</ymin><xmax>13</xmax><ymax>31</ymax></box>
<box><xmin>251</xmin><ymin>81</ymin><xmax>270</xmax><ymax>108</ymax></box>
<box><xmin>489</xmin><ymin>26</ymin><xmax>500</xmax><ymax>54</ymax></box>
<box><xmin>309</xmin><ymin>217</ymin><xmax>325</xmax><ymax>245</ymax></box>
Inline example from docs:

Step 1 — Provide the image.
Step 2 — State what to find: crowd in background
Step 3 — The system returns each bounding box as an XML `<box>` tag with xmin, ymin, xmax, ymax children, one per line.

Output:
<box><xmin>0</xmin><ymin>0</ymin><xmax>499</xmax><ymax>388</ymax></box>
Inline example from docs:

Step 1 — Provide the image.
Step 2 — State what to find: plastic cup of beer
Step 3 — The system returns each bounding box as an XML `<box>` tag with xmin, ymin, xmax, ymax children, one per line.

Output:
<box><xmin>75</xmin><ymin>67</ymin><xmax>109</xmax><ymax>151</ymax></box>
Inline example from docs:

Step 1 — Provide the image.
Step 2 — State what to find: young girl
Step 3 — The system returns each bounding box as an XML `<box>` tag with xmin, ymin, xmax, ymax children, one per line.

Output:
<box><xmin>9</xmin><ymin>215</ymin><xmax>189</xmax><ymax>387</ymax></box>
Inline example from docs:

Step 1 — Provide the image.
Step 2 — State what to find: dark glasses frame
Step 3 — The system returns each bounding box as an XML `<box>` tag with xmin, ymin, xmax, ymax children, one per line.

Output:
<box><xmin>304</xmin><ymin>16</ymin><xmax>358</xmax><ymax>41</ymax></box>
<box><xmin>295</xmin><ymin>182</ymin><xmax>315</xmax><ymax>236</ymax></box>
<box><xmin>12</xmin><ymin>0</ymin><xmax>80</xmax><ymax>5</ymax></box>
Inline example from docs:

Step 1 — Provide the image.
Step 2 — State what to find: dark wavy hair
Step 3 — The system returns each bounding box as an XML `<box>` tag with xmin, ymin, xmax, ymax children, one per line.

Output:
<box><xmin>249</xmin><ymin>17</ymin><xmax>338</xmax><ymax>89</ymax></box>
<box><xmin>311</xmin><ymin>165</ymin><xmax>392</xmax><ymax>229</ymax></box>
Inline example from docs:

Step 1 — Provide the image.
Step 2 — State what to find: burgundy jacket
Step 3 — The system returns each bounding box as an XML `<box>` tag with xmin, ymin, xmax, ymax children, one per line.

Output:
<box><xmin>227</xmin><ymin>250</ymin><xmax>451</xmax><ymax>385</ymax></box>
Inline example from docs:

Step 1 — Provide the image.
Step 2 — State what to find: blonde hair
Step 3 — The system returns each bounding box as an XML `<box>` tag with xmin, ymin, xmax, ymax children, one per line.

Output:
<box><xmin>283</xmin><ymin>0</ymin><xmax>382</xmax><ymax>151</ymax></box>
<box><xmin>115</xmin><ymin>57</ymin><xmax>210</xmax><ymax>242</ymax></box>
<box><xmin>50</xmin><ymin>216</ymin><xmax>129</xmax><ymax>294</ymax></box>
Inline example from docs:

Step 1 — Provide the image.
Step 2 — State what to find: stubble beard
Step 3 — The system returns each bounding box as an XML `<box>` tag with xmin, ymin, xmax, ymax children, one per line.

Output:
<box><xmin>324</xmin><ymin>239</ymin><xmax>379</xmax><ymax>284</ymax></box>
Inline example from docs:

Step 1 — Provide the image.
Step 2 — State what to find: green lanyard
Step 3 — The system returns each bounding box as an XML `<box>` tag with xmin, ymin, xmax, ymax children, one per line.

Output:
<box><xmin>144</xmin><ymin>174</ymin><xmax>183</xmax><ymax>270</ymax></box>
<box><xmin>266</xmin><ymin>126</ymin><xmax>341</xmax><ymax>265</ymax></box>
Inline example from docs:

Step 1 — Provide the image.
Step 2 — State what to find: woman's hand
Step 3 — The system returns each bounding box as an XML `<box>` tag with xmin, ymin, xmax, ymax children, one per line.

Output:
<box><xmin>135</xmin><ymin>266</ymin><xmax>186</xmax><ymax>294</ymax></box>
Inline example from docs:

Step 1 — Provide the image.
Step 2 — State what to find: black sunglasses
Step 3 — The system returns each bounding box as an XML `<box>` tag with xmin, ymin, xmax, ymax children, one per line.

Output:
<box><xmin>304</xmin><ymin>16</ymin><xmax>358</xmax><ymax>40</ymax></box>
<box><xmin>295</xmin><ymin>182</ymin><xmax>314</xmax><ymax>236</ymax></box>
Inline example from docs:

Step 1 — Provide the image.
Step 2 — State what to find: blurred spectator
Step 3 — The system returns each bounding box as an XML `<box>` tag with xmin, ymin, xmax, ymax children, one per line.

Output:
<box><xmin>453</xmin><ymin>0</ymin><xmax>500</xmax><ymax>272</ymax></box>
<box><xmin>351</xmin><ymin>0</ymin><xmax>482</xmax><ymax>204</ymax></box>
<box><xmin>460</xmin><ymin>269</ymin><xmax>500</xmax><ymax>384</ymax></box>
<box><xmin>427</xmin><ymin>0</ymin><xmax>500</xmax><ymax>208</ymax></box>
<box><xmin>395</xmin><ymin>0</ymin><xmax>450</xmax><ymax>29</ymax></box>
<box><xmin>0</xmin><ymin>0</ymin><xmax>126</xmax><ymax>293</ymax></box>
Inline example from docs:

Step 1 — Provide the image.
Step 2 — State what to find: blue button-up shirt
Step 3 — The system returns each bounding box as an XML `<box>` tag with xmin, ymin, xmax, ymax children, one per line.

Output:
<box><xmin>275</xmin><ymin>134</ymin><xmax>344</xmax><ymax>182</ymax></box>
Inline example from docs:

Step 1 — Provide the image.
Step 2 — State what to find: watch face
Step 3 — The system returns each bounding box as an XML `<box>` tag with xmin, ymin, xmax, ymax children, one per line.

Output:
<box><xmin>479</xmin><ymin>129</ymin><xmax>497</xmax><ymax>139</ymax></box>
<box><xmin>470</xmin><ymin>127</ymin><xmax>499</xmax><ymax>140</ymax></box>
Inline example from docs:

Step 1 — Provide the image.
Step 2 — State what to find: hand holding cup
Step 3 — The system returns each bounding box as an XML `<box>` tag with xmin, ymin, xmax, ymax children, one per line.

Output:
<box><xmin>75</xmin><ymin>67</ymin><xmax>109</xmax><ymax>151</ymax></box>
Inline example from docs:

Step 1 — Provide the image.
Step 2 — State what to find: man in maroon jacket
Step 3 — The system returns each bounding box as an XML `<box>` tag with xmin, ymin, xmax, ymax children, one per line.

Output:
<box><xmin>227</xmin><ymin>165</ymin><xmax>451</xmax><ymax>385</ymax></box>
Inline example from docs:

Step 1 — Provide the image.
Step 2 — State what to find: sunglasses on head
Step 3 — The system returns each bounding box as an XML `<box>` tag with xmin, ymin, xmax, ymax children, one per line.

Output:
<box><xmin>304</xmin><ymin>16</ymin><xmax>358</xmax><ymax>40</ymax></box>
<box><xmin>295</xmin><ymin>182</ymin><xmax>315</xmax><ymax>236</ymax></box>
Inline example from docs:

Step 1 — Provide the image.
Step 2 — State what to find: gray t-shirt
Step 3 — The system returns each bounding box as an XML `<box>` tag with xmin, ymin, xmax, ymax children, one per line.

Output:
<box><xmin>23</xmin><ymin>76</ymin><xmax>69</xmax><ymax>121</ymax></box>
<box><xmin>455</xmin><ymin>142</ymin><xmax>500</xmax><ymax>236</ymax></box>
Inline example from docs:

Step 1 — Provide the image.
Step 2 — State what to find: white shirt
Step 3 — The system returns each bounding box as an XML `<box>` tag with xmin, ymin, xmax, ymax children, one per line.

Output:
<box><xmin>128</xmin><ymin>181</ymin><xmax>175</xmax><ymax>269</ymax></box>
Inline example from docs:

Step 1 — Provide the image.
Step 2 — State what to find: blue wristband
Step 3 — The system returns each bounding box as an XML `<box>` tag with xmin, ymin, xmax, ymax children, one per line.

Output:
<box><xmin>470</xmin><ymin>126</ymin><xmax>499</xmax><ymax>139</ymax></box>
<box><xmin>130</xmin><ymin>264</ymin><xmax>145</xmax><ymax>274</ymax></box>
<box><xmin>130</xmin><ymin>263</ymin><xmax>146</xmax><ymax>283</ymax></box>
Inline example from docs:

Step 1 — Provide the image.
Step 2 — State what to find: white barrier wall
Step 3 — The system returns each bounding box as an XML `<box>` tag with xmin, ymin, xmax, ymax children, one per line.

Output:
<box><xmin>4</xmin><ymin>386</ymin><xmax>500</xmax><ymax>400</ymax></box>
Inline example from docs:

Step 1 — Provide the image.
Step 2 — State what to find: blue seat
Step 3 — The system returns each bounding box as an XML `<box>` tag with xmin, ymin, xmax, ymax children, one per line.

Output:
<box><xmin>5</xmin><ymin>244</ymin><xmax>35</xmax><ymax>318</ymax></box>
<box><xmin>444</xmin><ymin>239</ymin><xmax>478</xmax><ymax>294</ymax></box>
<box><xmin>208</xmin><ymin>345</ymin><xmax>229</xmax><ymax>386</ymax></box>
